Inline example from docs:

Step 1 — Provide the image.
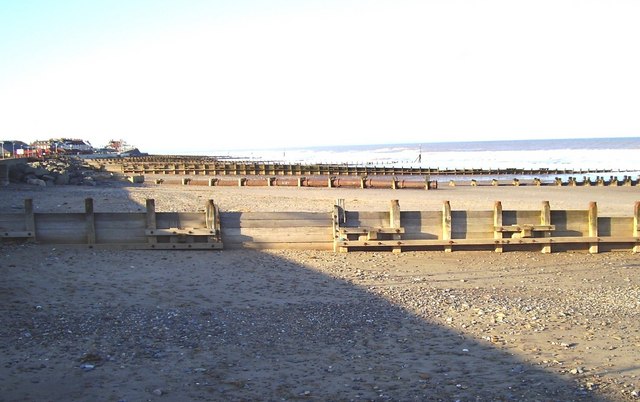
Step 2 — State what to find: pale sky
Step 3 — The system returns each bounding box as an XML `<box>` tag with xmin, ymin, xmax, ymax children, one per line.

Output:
<box><xmin>1</xmin><ymin>0</ymin><xmax>639</xmax><ymax>154</ymax></box>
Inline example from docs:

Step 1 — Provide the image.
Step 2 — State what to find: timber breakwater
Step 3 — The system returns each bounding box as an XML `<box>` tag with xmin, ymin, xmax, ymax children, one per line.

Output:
<box><xmin>85</xmin><ymin>156</ymin><xmax>640</xmax><ymax>188</ymax></box>
<box><xmin>93</xmin><ymin>156</ymin><xmax>622</xmax><ymax>178</ymax></box>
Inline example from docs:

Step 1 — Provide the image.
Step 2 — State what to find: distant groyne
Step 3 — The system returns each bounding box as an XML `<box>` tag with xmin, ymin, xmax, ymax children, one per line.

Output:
<box><xmin>91</xmin><ymin>156</ymin><xmax>620</xmax><ymax>178</ymax></box>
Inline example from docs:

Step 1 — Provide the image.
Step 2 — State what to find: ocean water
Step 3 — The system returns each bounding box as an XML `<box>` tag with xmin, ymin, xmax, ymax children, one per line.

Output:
<box><xmin>223</xmin><ymin>137</ymin><xmax>640</xmax><ymax>176</ymax></box>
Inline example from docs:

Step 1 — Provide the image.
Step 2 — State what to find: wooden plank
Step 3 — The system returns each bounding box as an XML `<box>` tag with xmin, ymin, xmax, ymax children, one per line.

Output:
<box><xmin>589</xmin><ymin>202</ymin><xmax>598</xmax><ymax>253</ymax></box>
<box><xmin>635</xmin><ymin>201</ymin><xmax>640</xmax><ymax>253</ymax></box>
<box><xmin>494</xmin><ymin>201</ymin><xmax>503</xmax><ymax>253</ymax></box>
<box><xmin>501</xmin><ymin>210</ymin><xmax>540</xmax><ymax>226</ymax></box>
<box><xmin>0</xmin><ymin>231</ymin><xmax>34</xmax><ymax>238</ymax></box>
<box><xmin>220</xmin><ymin>219</ymin><xmax>331</xmax><ymax>228</ymax></box>
<box><xmin>339</xmin><ymin>227</ymin><xmax>405</xmax><ymax>234</ymax></box>
<box><xmin>550</xmin><ymin>210</ymin><xmax>589</xmax><ymax>236</ymax></box>
<box><xmin>145</xmin><ymin>228</ymin><xmax>218</xmax><ymax>236</ymax></box>
<box><xmin>224</xmin><ymin>241</ymin><xmax>333</xmax><ymax>250</ymax></box>
<box><xmin>345</xmin><ymin>211</ymin><xmax>389</xmax><ymax>221</ymax></box>
<box><xmin>24</xmin><ymin>199</ymin><xmax>36</xmax><ymax>241</ymax></box>
<box><xmin>34</xmin><ymin>213</ymin><xmax>87</xmax><ymax>244</ymax></box>
<box><xmin>400</xmin><ymin>211</ymin><xmax>442</xmax><ymax>225</ymax></box>
<box><xmin>94</xmin><ymin>213</ymin><xmax>147</xmax><ymax>228</ymax></box>
<box><xmin>94</xmin><ymin>214</ymin><xmax>148</xmax><ymax>244</ymax></box>
<box><xmin>156</xmin><ymin>212</ymin><xmax>205</xmax><ymax>229</ymax></box>
<box><xmin>402</xmin><ymin>232</ymin><xmax>440</xmax><ymax>241</ymax></box>
<box><xmin>598</xmin><ymin>217</ymin><xmax>633</xmax><ymax>237</ymax></box>
<box><xmin>221</xmin><ymin>211</ymin><xmax>331</xmax><ymax>221</ymax></box>
<box><xmin>0</xmin><ymin>214</ymin><xmax>27</xmax><ymax>230</ymax></box>
<box><xmin>71</xmin><ymin>242</ymin><xmax>224</xmax><ymax>250</ymax></box>
<box><xmin>85</xmin><ymin>198</ymin><xmax>95</xmax><ymax>245</ymax></box>
<box><xmin>541</xmin><ymin>201</ymin><xmax>552</xmax><ymax>253</ymax></box>
<box><xmin>389</xmin><ymin>200</ymin><xmax>401</xmax><ymax>253</ymax></box>
<box><xmin>146</xmin><ymin>199</ymin><xmax>157</xmax><ymax>245</ymax></box>
<box><xmin>332</xmin><ymin>199</ymin><xmax>345</xmax><ymax>251</ymax></box>
<box><xmin>495</xmin><ymin>225</ymin><xmax>555</xmax><ymax>232</ymax></box>
<box><xmin>335</xmin><ymin>199</ymin><xmax>346</xmax><ymax>223</ymax></box>
<box><xmin>222</xmin><ymin>227</ymin><xmax>331</xmax><ymax>243</ymax></box>
<box><xmin>94</xmin><ymin>231</ymin><xmax>148</xmax><ymax>244</ymax></box>
<box><xmin>205</xmin><ymin>199</ymin><xmax>221</xmax><ymax>234</ymax></box>
<box><xmin>220</xmin><ymin>215</ymin><xmax>331</xmax><ymax>228</ymax></box>
<box><xmin>335</xmin><ymin>236</ymin><xmax>640</xmax><ymax>248</ymax></box>
<box><xmin>443</xmin><ymin>201</ymin><xmax>452</xmax><ymax>252</ymax></box>
<box><xmin>390</xmin><ymin>200</ymin><xmax>401</xmax><ymax>228</ymax></box>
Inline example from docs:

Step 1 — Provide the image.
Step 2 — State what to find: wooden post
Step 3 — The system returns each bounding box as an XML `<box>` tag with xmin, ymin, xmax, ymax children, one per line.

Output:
<box><xmin>390</xmin><ymin>199</ymin><xmax>401</xmax><ymax>229</ymax></box>
<box><xmin>541</xmin><ymin>201</ymin><xmax>552</xmax><ymax>253</ymax></box>
<box><xmin>493</xmin><ymin>201</ymin><xmax>503</xmax><ymax>253</ymax></box>
<box><xmin>327</xmin><ymin>177</ymin><xmax>333</xmax><ymax>188</ymax></box>
<box><xmin>360</xmin><ymin>177</ymin><xmax>366</xmax><ymax>189</ymax></box>
<box><xmin>335</xmin><ymin>199</ymin><xmax>346</xmax><ymax>224</ymax></box>
<box><xmin>24</xmin><ymin>199</ymin><xmax>36</xmax><ymax>241</ymax></box>
<box><xmin>634</xmin><ymin>201</ymin><xmax>640</xmax><ymax>253</ymax></box>
<box><xmin>390</xmin><ymin>199</ymin><xmax>401</xmax><ymax>253</ymax></box>
<box><xmin>391</xmin><ymin>177</ymin><xmax>397</xmax><ymax>190</ymax></box>
<box><xmin>205</xmin><ymin>199</ymin><xmax>215</xmax><ymax>229</ymax></box>
<box><xmin>588</xmin><ymin>202</ymin><xmax>598</xmax><ymax>254</ymax></box>
<box><xmin>146</xmin><ymin>199</ymin><xmax>157</xmax><ymax>245</ymax></box>
<box><xmin>443</xmin><ymin>201</ymin><xmax>452</xmax><ymax>253</ymax></box>
<box><xmin>333</xmin><ymin>199</ymin><xmax>346</xmax><ymax>252</ymax></box>
<box><xmin>205</xmin><ymin>199</ymin><xmax>220</xmax><ymax>242</ymax></box>
<box><xmin>298</xmin><ymin>177</ymin><xmax>304</xmax><ymax>187</ymax></box>
<box><xmin>85</xmin><ymin>198</ymin><xmax>96</xmax><ymax>245</ymax></box>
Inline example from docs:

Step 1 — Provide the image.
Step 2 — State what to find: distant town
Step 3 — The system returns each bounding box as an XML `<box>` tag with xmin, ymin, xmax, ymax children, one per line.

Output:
<box><xmin>0</xmin><ymin>138</ymin><xmax>144</xmax><ymax>158</ymax></box>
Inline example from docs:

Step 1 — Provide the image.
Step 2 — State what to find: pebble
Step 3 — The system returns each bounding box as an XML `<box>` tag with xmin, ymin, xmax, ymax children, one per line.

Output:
<box><xmin>80</xmin><ymin>364</ymin><xmax>95</xmax><ymax>371</ymax></box>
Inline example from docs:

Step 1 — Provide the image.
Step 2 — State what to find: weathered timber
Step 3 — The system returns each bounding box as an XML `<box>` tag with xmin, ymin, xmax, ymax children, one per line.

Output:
<box><xmin>145</xmin><ymin>173</ymin><xmax>639</xmax><ymax>190</ymax></box>
<box><xmin>98</xmin><ymin>155</ymin><xmax>622</xmax><ymax>178</ymax></box>
<box><xmin>3</xmin><ymin>198</ymin><xmax>640</xmax><ymax>253</ymax></box>
<box><xmin>333</xmin><ymin>199</ymin><xmax>640</xmax><ymax>253</ymax></box>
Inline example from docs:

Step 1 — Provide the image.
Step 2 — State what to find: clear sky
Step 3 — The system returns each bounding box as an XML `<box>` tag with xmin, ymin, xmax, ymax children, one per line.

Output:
<box><xmin>1</xmin><ymin>0</ymin><xmax>639</xmax><ymax>154</ymax></box>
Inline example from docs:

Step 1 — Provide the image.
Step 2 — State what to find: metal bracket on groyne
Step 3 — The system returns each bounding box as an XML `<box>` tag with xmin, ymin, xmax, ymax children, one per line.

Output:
<box><xmin>2</xmin><ymin>199</ymin><xmax>640</xmax><ymax>253</ymax></box>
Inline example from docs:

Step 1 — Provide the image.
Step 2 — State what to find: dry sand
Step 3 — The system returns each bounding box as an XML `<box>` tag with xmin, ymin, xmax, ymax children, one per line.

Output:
<box><xmin>1</xmin><ymin>181</ymin><xmax>639</xmax><ymax>401</ymax></box>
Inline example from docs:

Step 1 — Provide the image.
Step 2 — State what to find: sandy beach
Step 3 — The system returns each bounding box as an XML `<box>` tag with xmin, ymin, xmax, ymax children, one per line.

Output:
<box><xmin>1</xmin><ymin>181</ymin><xmax>639</xmax><ymax>401</ymax></box>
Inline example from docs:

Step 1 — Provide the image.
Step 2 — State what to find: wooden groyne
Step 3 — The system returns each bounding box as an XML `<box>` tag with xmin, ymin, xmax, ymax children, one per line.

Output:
<box><xmin>139</xmin><ymin>174</ymin><xmax>639</xmax><ymax>188</ymax></box>
<box><xmin>2</xmin><ymin>198</ymin><xmax>639</xmax><ymax>253</ymax></box>
<box><xmin>90</xmin><ymin>157</ymin><xmax>616</xmax><ymax>177</ymax></box>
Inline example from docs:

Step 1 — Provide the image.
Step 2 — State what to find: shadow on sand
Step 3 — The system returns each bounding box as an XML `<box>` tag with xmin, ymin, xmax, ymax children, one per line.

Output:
<box><xmin>0</xmin><ymin>245</ymin><xmax>607</xmax><ymax>401</ymax></box>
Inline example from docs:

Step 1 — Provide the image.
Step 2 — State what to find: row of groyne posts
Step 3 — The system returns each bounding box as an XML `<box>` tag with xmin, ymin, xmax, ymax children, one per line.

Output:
<box><xmin>87</xmin><ymin>158</ymin><xmax>640</xmax><ymax>188</ymax></box>
<box><xmin>96</xmin><ymin>157</ymin><xmax>615</xmax><ymax>177</ymax></box>
<box><xmin>132</xmin><ymin>174</ymin><xmax>640</xmax><ymax>189</ymax></box>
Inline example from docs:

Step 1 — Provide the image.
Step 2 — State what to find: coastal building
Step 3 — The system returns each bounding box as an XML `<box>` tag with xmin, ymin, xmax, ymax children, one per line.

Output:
<box><xmin>0</xmin><ymin>140</ymin><xmax>31</xmax><ymax>157</ymax></box>
<box><xmin>53</xmin><ymin>138</ymin><xmax>94</xmax><ymax>154</ymax></box>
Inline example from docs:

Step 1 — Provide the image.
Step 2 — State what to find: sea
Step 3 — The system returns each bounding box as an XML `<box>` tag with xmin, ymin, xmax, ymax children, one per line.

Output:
<box><xmin>216</xmin><ymin>137</ymin><xmax>640</xmax><ymax>181</ymax></box>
